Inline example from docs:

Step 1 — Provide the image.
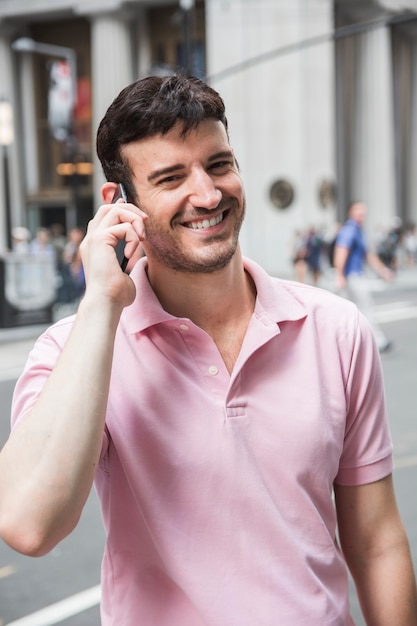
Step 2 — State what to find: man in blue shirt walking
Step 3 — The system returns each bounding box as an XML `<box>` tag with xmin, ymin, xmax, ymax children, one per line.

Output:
<box><xmin>334</xmin><ymin>201</ymin><xmax>393</xmax><ymax>353</ymax></box>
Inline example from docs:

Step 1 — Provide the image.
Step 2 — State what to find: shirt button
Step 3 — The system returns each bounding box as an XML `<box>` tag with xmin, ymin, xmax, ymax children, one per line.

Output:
<box><xmin>179</xmin><ymin>324</ymin><xmax>189</xmax><ymax>331</ymax></box>
<box><xmin>208</xmin><ymin>365</ymin><xmax>218</xmax><ymax>376</ymax></box>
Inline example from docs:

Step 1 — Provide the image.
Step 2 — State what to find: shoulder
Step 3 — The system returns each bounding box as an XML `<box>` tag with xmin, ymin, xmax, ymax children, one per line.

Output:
<box><xmin>245</xmin><ymin>257</ymin><xmax>361</xmax><ymax>333</ymax></box>
<box><xmin>277</xmin><ymin>279</ymin><xmax>361</xmax><ymax>332</ymax></box>
<box><xmin>11</xmin><ymin>315</ymin><xmax>76</xmax><ymax>429</ymax></box>
<box><xmin>38</xmin><ymin>315</ymin><xmax>75</xmax><ymax>347</ymax></box>
<box><xmin>23</xmin><ymin>315</ymin><xmax>76</xmax><ymax>371</ymax></box>
<box><xmin>336</xmin><ymin>220</ymin><xmax>359</xmax><ymax>246</ymax></box>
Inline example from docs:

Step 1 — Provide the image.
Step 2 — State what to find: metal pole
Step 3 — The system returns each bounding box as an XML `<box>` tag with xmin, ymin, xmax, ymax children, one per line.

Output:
<box><xmin>12</xmin><ymin>38</ymin><xmax>77</xmax><ymax>104</ymax></box>
<box><xmin>0</xmin><ymin>99</ymin><xmax>14</xmax><ymax>250</ymax></box>
<box><xmin>2</xmin><ymin>145</ymin><xmax>12</xmax><ymax>249</ymax></box>
<box><xmin>184</xmin><ymin>9</ymin><xmax>192</xmax><ymax>75</ymax></box>
<box><xmin>179</xmin><ymin>0</ymin><xmax>195</xmax><ymax>76</ymax></box>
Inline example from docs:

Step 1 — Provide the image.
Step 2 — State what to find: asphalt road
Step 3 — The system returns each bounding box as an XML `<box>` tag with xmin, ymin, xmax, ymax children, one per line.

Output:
<box><xmin>0</xmin><ymin>278</ymin><xmax>416</xmax><ymax>625</ymax></box>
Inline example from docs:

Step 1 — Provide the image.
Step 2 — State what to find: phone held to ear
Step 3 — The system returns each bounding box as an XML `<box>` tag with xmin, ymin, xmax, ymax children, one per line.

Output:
<box><xmin>112</xmin><ymin>183</ymin><xmax>129</xmax><ymax>272</ymax></box>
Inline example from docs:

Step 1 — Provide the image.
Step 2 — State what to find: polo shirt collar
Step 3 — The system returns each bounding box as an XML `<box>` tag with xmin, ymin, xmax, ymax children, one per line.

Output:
<box><xmin>122</xmin><ymin>256</ymin><xmax>307</xmax><ymax>335</ymax></box>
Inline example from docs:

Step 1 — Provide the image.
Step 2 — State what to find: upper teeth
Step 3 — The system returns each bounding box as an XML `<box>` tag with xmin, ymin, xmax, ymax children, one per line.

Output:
<box><xmin>188</xmin><ymin>213</ymin><xmax>224</xmax><ymax>229</ymax></box>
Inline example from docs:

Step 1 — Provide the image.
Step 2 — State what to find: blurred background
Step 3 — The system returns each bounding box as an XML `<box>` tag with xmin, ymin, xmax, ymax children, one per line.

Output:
<box><xmin>0</xmin><ymin>1</ymin><xmax>416</xmax><ymax>624</ymax></box>
<box><xmin>0</xmin><ymin>1</ymin><xmax>416</xmax><ymax>294</ymax></box>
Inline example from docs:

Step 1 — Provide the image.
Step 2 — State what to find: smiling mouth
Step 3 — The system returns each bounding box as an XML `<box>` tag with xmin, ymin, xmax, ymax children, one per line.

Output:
<box><xmin>185</xmin><ymin>211</ymin><xmax>226</xmax><ymax>230</ymax></box>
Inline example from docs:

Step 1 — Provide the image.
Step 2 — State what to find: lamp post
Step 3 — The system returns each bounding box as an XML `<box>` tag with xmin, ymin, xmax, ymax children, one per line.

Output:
<box><xmin>12</xmin><ymin>37</ymin><xmax>79</xmax><ymax>231</ymax></box>
<box><xmin>179</xmin><ymin>0</ymin><xmax>195</xmax><ymax>75</ymax></box>
<box><xmin>0</xmin><ymin>99</ymin><xmax>14</xmax><ymax>250</ymax></box>
<box><xmin>12</xmin><ymin>38</ymin><xmax>77</xmax><ymax>105</ymax></box>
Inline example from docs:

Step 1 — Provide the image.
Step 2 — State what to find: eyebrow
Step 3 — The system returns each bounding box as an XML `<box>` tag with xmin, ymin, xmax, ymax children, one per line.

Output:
<box><xmin>147</xmin><ymin>164</ymin><xmax>184</xmax><ymax>183</ymax></box>
<box><xmin>208</xmin><ymin>150</ymin><xmax>234</xmax><ymax>162</ymax></box>
<box><xmin>147</xmin><ymin>150</ymin><xmax>234</xmax><ymax>183</ymax></box>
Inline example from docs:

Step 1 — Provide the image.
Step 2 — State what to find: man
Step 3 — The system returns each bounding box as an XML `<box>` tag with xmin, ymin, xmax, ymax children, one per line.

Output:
<box><xmin>0</xmin><ymin>75</ymin><xmax>416</xmax><ymax>625</ymax></box>
<box><xmin>334</xmin><ymin>201</ymin><xmax>393</xmax><ymax>353</ymax></box>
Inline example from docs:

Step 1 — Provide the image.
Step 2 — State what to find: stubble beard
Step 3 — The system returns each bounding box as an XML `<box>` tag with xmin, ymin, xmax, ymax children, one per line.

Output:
<box><xmin>145</xmin><ymin>199</ymin><xmax>245</xmax><ymax>274</ymax></box>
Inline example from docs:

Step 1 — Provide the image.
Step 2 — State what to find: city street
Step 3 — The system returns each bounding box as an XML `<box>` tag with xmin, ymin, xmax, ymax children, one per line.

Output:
<box><xmin>0</xmin><ymin>271</ymin><xmax>416</xmax><ymax>626</ymax></box>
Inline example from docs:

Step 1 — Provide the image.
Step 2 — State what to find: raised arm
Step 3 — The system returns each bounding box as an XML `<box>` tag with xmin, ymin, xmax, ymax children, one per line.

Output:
<box><xmin>0</xmin><ymin>197</ymin><xmax>146</xmax><ymax>556</ymax></box>
<box><xmin>335</xmin><ymin>475</ymin><xmax>417</xmax><ymax>626</ymax></box>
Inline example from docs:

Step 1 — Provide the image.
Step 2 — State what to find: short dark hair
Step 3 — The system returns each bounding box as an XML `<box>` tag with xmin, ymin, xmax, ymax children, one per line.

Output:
<box><xmin>96</xmin><ymin>74</ymin><xmax>228</xmax><ymax>201</ymax></box>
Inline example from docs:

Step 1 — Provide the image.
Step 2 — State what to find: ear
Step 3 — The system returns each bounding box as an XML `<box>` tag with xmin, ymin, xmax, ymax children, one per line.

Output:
<box><xmin>101</xmin><ymin>182</ymin><xmax>119</xmax><ymax>203</ymax></box>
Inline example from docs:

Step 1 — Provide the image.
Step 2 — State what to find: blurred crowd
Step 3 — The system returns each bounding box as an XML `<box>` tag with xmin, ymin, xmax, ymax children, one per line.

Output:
<box><xmin>291</xmin><ymin>218</ymin><xmax>417</xmax><ymax>285</ymax></box>
<box><xmin>8</xmin><ymin>223</ymin><xmax>86</xmax><ymax>305</ymax></box>
<box><xmin>4</xmin><ymin>217</ymin><xmax>417</xmax><ymax>306</ymax></box>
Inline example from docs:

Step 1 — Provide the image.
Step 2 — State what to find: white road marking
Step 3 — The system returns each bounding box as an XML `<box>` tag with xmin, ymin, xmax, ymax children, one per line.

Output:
<box><xmin>5</xmin><ymin>585</ymin><xmax>101</xmax><ymax>626</ymax></box>
<box><xmin>0</xmin><ymin>564</ymin><xmax>16</xmax><ymax>579</ymax></box>
<box><xmin>0</xmin><ymin>367</ymin><xmax>25</xmax><ymax>382</ymax></box>
<box><xmin>394</xmin><ymin>455</ymin><xmax>417</xmax><ymax>469</ymax></box>
<box><xmin>374</xmin><ymin>304</ymin><xmax>417</xmax><ymax>324</ymax></box>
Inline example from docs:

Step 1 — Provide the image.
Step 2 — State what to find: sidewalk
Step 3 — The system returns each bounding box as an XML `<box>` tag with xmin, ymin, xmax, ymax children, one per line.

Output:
<box><xmin>0</xmin><ymin>303</ymin><xmax>78</xmax><ymax>382</ymax></box>
<box><xmin>0</xmin><ymin>302</ymin><xmax>78</xmax><ymax>343</ymax></box>
<box><xmin>318</xmin><ymin>264</ymin><xmax>417</xmax><ymax>294</ymax></box>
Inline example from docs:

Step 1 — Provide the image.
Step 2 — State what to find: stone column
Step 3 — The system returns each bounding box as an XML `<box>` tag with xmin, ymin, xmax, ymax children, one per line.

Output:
<box><xmin>135</xmin><ymin>6</ymin><xmax>151</xmax><ymax>78</ymax></box>
<box><xmin>90</xmin><ymin>12</ymin><xmax>134</xmax><ymax>205</ymax></box>
<box><xmin>0</xmin><ymin>30</ymin><xmax>25</xmax><ymax>246</ymax></box>
<box><xmin>409</xmin><ymin>40</ymin><xmax>417</xmax><ymax>228</ymax></box>
<box><xmin>351</xmin><ymin>25</ymin><xmax>396</xmax><ymax>238</ymax></box>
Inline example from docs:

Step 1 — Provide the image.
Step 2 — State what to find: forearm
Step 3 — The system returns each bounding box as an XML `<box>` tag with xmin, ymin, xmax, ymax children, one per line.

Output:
<box><xmin>333</xmin><ymin>246</ymin><xmax>348</xmax><ymax>288</ymax></box>
<box><xmin>350</xmin><ymin>535</ymin><xmax>417</xmax><ymax>626</ymax></box>
<box><xmin>0</xmin><ymin>295</ymin><xmax>123</xmax><ymax>555</ymax></box>
<box><xmin>336</xmin><ymin>477</ymin><xmax>417</xmax><ymax>625</ymax></box>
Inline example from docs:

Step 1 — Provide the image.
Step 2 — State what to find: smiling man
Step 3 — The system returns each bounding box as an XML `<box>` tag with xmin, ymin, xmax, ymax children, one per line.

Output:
<box><xmin>0</xmin><ymin>75</ymin><xmax>416</xmax><ymax>626</ymax></box>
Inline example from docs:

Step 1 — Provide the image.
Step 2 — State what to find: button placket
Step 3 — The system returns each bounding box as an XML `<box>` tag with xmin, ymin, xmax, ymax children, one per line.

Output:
<box><xmin>176</xmin><ymin>320</ymin><xmax>229</xmax><ymax>394</ymax></box>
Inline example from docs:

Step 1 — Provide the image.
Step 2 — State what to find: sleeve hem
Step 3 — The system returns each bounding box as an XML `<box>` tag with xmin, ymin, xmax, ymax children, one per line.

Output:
<box><xmin>335</xmin><ymin>452</ymin><xmax>393</xmax><ymax>486</ymax></box>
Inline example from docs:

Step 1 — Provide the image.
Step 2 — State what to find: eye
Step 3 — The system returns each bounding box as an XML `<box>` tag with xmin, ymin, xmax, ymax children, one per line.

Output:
<box><xmin>209</xmin><ymin>160</ymin><xmax>233</xmax><ymax>173</ymax></box>
<box><xmin>158</xmin><ymin>173</ymin><xmax>184</xmax><ymax>186</ymax></box>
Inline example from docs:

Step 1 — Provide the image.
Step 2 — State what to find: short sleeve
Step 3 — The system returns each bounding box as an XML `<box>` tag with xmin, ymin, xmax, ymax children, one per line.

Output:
<box><xmin>336</xmin><ymin>223</ymin><xmax>356</xmax><ymax>250</ymax></box>
<box><xmin>335</xmin><ymin>311</ymin><xmax>393</xmax><ymax>486</ymax></box>
<box><xmin>10</xmin><ymin>323</ymin><xmax>69</xmax><ymax>429</ymax></box>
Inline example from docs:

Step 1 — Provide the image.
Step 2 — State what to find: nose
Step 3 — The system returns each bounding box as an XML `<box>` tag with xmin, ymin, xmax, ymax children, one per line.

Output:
<box><xmin>188</xmin><ymin>167</ymin><xmax>222</xmax><ymax>209</ymax></box>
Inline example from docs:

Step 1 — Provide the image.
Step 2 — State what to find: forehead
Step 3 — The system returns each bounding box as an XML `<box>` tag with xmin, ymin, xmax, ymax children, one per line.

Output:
<box><xmin>121</xmin><ymin>119</ymin><xmax>230</xmax><ymax>171</ymax></box>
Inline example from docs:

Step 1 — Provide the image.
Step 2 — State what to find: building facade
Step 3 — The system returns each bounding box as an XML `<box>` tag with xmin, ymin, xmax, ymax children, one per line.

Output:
<box><xmin>0</xmin><ymin>0</ymin><xmax>417</xmax><ymax>274</ymax></box>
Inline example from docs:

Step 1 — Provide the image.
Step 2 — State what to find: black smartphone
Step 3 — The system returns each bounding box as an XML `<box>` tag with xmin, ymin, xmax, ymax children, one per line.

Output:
<box><xmin>112</xmin><ymin>183</ymin><xmax>129</xmax><ymax>272</ymax></box>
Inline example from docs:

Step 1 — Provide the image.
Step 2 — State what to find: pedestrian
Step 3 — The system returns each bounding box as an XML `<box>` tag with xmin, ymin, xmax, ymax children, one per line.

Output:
<box><xmin>29</xmin><ymin>227</ymin><xmax>56</xmax><ymax>260</ymax></box>
<box><xmin>304</xmin><ymin>226</ymin><xmax>323</xmax><ymax>285</ymax></box>
<box><xmin>60</xmin><ymin>227</ymin><xmax>86</xmax><ymax>303</ymax></box>
<box><xmin>0</xmin><ymin>75</ymin><xmax>416</xmax><ymax>626</ymax></box>
<box><xmin>291</xmin><ymin>228</ymin><xmax>307</xmax><ymax>282</ymax></box>
<box><xmin>404</xmin><ymin>223</ymin><xmax>417</xmax><ymax>266</ymax></box>
<box><xmin>376</xmin><ymin>217</ymin><xmax>403</xmax><ymax>271</ymax></box>
<box><xmin>10</xmin><ymin>226</ymin><xmax>31</xmax><ymax>255</ymax></box>
<box><xmin>334</xmin><ymin>201</ymin><xmax>394</xmax><ymax>354</ymax></box>
<box><xmin>326</xmin><ymin>221</ymin><xmax>342</xmax><ymax>268</ymax></box>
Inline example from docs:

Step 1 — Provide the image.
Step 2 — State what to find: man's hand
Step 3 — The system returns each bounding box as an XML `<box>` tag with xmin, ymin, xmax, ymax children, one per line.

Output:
<box><xmin>80</xmin><ymin>199</ymin><xmax>148</xmax><ymax>309</ymax></box>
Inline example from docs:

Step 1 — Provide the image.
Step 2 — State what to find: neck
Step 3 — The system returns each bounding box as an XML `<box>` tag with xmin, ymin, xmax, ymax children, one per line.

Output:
<box><xmin>146</xmin><ymin>249</ymin><xmax>256</xmax><ymax>374</ymax></box>
<box><xmin>146</xmin><ymin>248</ymin><xmax>255</xmax><ymax>332</ymax></box>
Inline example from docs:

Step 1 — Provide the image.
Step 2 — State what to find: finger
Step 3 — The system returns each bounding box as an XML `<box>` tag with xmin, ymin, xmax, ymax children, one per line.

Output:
<box><xmin>107</xmin><ymin>201</ymin><xmax>148</xmax><ymax>221</ymax></box>
<box><xmin>89</xmin><ymin>205</ymin><xmax>148</xmax><ymax>242</ymax></box>
<box><xmin>124</xmin><ymin>243</ymin><xmax>145</xmax><ymax>273</ymax></box>
<box><xmin>93</xmin><ymin>202</ymin><xmax>147</xmax><ymax>226</ymax></box>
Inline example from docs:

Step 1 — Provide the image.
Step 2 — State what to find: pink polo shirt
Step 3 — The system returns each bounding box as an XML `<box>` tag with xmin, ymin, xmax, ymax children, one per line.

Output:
<box><xmin>12</xmin><ymin>257</ymin><xmax>393</xmax><ymax>626</ymax></box>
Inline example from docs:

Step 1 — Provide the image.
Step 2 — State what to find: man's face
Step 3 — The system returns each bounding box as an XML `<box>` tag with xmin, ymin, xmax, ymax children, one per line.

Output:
<box><xmin>350</xmin><ymin>202</ymin><xmax>367</xmax><ymax>225</ymax></box>
<box><xmin>121</xmin><ymin>119</ymin><xmax>245</xmax><ymax>274</ymax></box>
